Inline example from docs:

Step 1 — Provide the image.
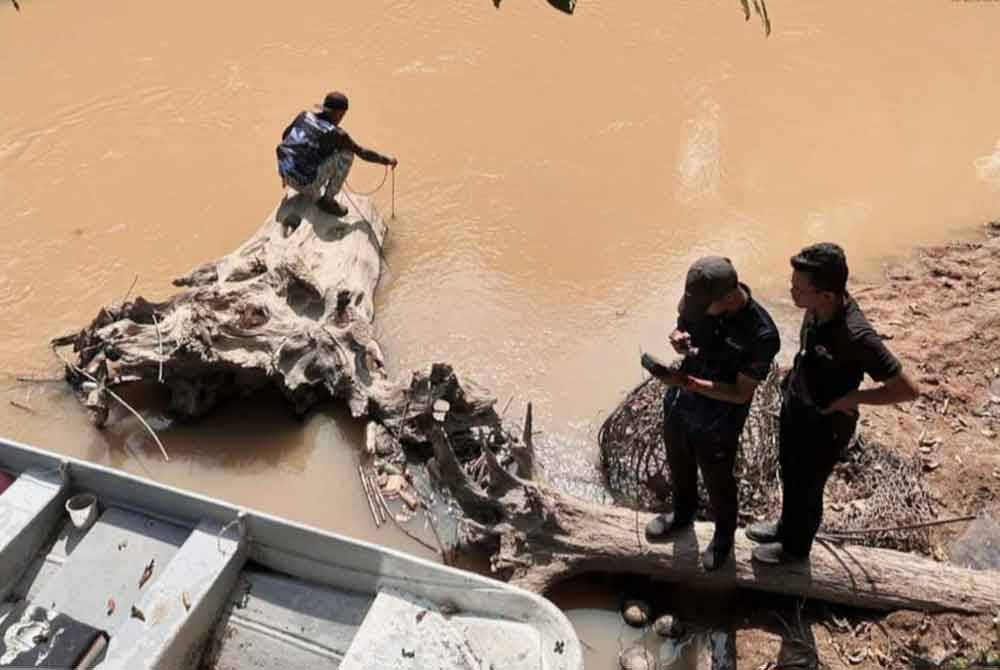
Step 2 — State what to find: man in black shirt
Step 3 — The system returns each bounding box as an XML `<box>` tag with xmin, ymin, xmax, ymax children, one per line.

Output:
<box><xmin>748</xmin><ymin>243</ymin><xmax>919</xmax><ymax>564</ymax></box>
<box><xmin>644</xmin><ymin>257</ymin><xmax>780</xmax><ymax>571</ymax></box>
<box><xmin>276</xmin><ymin>91</ymin><xmax>397</xmax><ymax>218</ymax></box>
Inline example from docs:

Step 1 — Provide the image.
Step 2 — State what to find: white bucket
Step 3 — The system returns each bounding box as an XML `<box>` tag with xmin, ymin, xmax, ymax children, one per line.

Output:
<box><xmin>65</xmin><ymin>493</ymin><xmax>98</xmax><ymax>531</ymax></box>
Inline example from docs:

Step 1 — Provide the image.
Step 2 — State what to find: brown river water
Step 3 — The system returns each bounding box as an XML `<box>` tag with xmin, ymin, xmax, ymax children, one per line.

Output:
<box><xmin>2</xmin><ymin>1</ymin><xmax>999</xmax><ymax>666</ymax></box>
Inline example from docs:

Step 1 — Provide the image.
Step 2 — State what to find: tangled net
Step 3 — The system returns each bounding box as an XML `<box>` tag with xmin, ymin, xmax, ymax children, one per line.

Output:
<box><xmin>598</xmin><ymin>367</ymin><xmax>936</xmax><ymax>552</ymax></box>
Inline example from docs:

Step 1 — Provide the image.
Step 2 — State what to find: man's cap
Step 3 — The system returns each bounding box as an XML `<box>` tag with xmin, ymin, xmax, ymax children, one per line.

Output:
<box><xmin>678</xmin><ymin>256</ymin><xmax>739</xmax><ymax>322</ymax></box>
<box><xmin>790</xmin><ymin>242</ymin><xmax>848</xmax><ymax>293</ymax></box>
<box><xmin>318</xmin><ymin>91</ymin><xmax>349</xmax><ymax>113</ymax></box>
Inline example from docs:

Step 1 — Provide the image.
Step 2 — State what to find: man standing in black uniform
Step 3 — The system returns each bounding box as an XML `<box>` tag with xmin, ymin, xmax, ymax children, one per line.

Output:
<box><xmin>644</xmin><ymin>257</ymin><xmax>780</xmax><ymax>571</ymax></box>
<box><xmin>748</xmin><ymin>243</ymin><xmax>919</xmax><ymax>564</ymax></box>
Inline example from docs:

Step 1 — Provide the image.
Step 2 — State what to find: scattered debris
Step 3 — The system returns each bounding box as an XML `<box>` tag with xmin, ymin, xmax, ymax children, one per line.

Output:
<box><xmin>138</xmin><ymin>559</ymin><xmax>155</xmax><ymax>589</ymax></box>
<box><xmin>106</xmin><ymin>599</ymin><xmax>115</xmax><ymax>616</ymax></box>
<box><xmin>130</xmin><ymin>605</ymin><xmax>145</xmax><ymax>622</ymax></box>
<box><xmin>182</xmin><ymin>592</ymin><xmax>191</xmax><ymax>612</ymax></box>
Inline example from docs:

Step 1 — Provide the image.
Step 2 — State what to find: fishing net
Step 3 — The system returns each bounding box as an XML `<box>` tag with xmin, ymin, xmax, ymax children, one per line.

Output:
<box><xmin>598</xmin><ymin>366</ymin><xmax>936</xmax><ymax>552</ymax></box>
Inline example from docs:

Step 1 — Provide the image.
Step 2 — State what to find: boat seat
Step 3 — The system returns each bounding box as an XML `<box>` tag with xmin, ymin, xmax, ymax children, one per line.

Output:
<box><xmin>205</xmin><ymin>567</ymin><xmax>375</xmax><ymax>669</ymax></box>
<box><xmin>0</xmin><ymin>471</ymin><xmax>67</xmax><ymax>602</ymax></box>
<box><xmin>101</xmin><ymin>518</ymin><xmax>245</xmax><ymax>670</ymax></box>
<box><xmin>32</xmin><ymin>506</ymin><xmax>188</xmax><ymax>631</ymax></box>
<box><xmin>340</xmin><ymin>587</ymin><xmax>542</xmax><ymax>670</ymax></box>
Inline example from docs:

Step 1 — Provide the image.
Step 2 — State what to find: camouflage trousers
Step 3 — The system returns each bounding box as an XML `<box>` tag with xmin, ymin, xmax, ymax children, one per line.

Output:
<box><xmin>283</xmin><ymin>151</ymin><xmax>354</xmax><ymax>202</ymax></box>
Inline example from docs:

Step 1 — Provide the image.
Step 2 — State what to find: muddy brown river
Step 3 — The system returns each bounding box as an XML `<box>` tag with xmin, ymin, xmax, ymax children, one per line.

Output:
<box><xmin>2</xmin><ymin>0</ymin><xmax>999</xmax><ymax>666</ymax></box>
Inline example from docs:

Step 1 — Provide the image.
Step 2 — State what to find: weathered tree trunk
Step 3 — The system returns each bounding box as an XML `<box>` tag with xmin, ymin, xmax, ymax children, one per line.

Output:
<box><xmin>53</xmin><ymin>192</ymin><xmax>387</xmax><ymax>424</ymax></box>
<box><xmin>54</xmin><ymin>196</ymin><xmax>1000</xmax><ymax>616</ymax></box>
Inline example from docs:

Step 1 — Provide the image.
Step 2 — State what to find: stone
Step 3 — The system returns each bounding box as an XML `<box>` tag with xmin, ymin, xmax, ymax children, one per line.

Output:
<box><xmin>621</xmin><ymin>599</ymin><xmax>651</xmax><ymax>627</ymax></box>
<box><xmin>619</xmin><ymin>645</ymin><xmax>655</xmax><ymax>670</ymax></box>
<box><xmin>652</xmin><ymin>614</ymin><xmax>683</xmax><ymax>638</ymax></box>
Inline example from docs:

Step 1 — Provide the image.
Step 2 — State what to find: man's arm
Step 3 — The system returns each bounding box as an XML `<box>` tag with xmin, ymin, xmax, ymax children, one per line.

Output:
<box><xmin>341</xmin><ymin>132</ymin><xmax>396</xmax><ymax>166</ymax></box>
<box><xmin>683</xmin><ymin>329</ymin><xmax>779</xmax><ymax>405</ymax></box>
<box><xmin>682</xmin><ymin>373</ymin><xmax>761</xmax><ymax>405</ymax></box>
<box><xmin>823</xmin><ymin>328</ymin><xmax>920</xmax><ymax>415</ymax></box>
<box><xmin>823</xmin><ymin>371</ymin><xmax>919</xmax><ymax>414</ymax></box>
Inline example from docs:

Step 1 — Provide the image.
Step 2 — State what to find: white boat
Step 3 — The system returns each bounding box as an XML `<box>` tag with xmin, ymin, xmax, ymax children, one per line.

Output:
<box><xmin>0</xmin><ymin>436</ymin><xmax>583</xmax><ymax>669</ymax></box>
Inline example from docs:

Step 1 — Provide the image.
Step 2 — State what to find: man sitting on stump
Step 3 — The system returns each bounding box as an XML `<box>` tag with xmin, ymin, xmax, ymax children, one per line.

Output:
<box><xmin>748</xmin><ymin>243</ymin><xmax>919</xmax><ymax>565</ymax></box>
<box><xmin>644</xmin><ymin>257</ymin><xmax>780</xmax><ymax>571</ymax></box>
<box><xmin>276</xmin><ymin>91</ymin><xmax>397</xmax><ymax>218</ymax></box>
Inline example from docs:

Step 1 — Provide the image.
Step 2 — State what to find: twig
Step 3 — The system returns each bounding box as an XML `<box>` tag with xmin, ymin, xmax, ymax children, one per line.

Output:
<box><xmin>9</xmin><ymin>400</ymin><xmax>34</xmax><ymax>413</ymax></box>
<box><xmin>121</xmin><ymin>274</ymin><xmax>139</xmax><ymax>307</ymax></box>
<box><xmin>358</xmin><ymin>464</ymin><xmax>382</xmax><ymax>527</ymax></box>
<box><xmin>105</xmin><ymin>386</ymin><xmax>170</xmax><ymax>462</ymax></box>
<box><xmin>382</xmin><ymin>492</ymin><xmax>443</xmax><ymax>556</ymax></box>
<box><xmin>367</xmin><ymin>467</ymin><xmax>386</xmax><ymax>525</ymax></box>
<box><xmin>14</xmin><ymin>375</ymin><xmax>63</xmax><ymax>384</ymax></box>
<box><xmin>151</xmin><ymin>314</ymin><xmax>164</xmax><ymax>383</ymax></box>
<box><xmin>394</xmin><ymin>393</ymin><xmax>412</xmax><ymax>445</ymax></box>
<box><xmin>51</xmin><ymin>346</ymin><xmax>170</xmax><ymax>462</ymax></box>
<box><xmin>500</xmin><ymin>395</ymin><xmax>513</xmax><ymax>418</ymax></box>
<box><xmin>821</xmin><ymin>514</ymin><xmax>976</xmax><ymax>538</ymax></box>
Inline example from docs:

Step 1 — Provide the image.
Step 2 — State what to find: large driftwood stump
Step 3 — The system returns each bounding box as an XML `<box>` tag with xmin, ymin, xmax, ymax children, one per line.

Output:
<box><xmin>54</xmin><ymin>195</ymin><xmax>1000</xmax><ymax>616</ymax></box>
<box><xmin>53</xmin><ymin>192</ymin><xmax>387</xmax><ymax>424</ymax></box>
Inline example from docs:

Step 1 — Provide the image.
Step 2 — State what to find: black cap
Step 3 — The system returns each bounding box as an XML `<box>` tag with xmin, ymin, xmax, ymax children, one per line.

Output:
<box><xmin>790</xmin><ymin>243</ymin><xmax>848</xmax><ymax>293</ymax></box>
<box><xmin>320</xmin><ymin>91</ymin><xmax>349</xmax><ymax>113</ymax></box>
<box><xmin>679</xmin><ymin>256</ymin><xmax>739</xmax><ymax>322</ymax></box>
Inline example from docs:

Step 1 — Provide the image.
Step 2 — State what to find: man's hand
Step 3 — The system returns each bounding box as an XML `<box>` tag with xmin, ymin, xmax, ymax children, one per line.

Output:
<box><xmin>655</xmin><ymin>369</ymin><xmax>690</xmax><ymax>387</ymax></box>
<box><xmin>669</xmin><ymin>329</ymin><xmax>698</xmax><ymax>356</ymax></box>
<box><xmin>640</xmin><ymin>353</ymin><xmax>688</xmax><ymax>387</ymax></box>
<box><xmin>822</xmin><ymin>392</ymin><xmax>859</xmax><ymax>416</ymax></box>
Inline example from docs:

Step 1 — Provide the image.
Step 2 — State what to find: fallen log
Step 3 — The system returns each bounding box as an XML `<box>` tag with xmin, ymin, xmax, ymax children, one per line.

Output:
<box><xmin>53</xmin><ymin>194</ymin><xmax>1000</xmax><ymax>616</ymax></box>
<box><xmin>422</xmin><ymin>416</ymin><xmax>999</xmax><ymax>614</ymax></box>
<box><xmin>363</xmin><ymin>368</ymin><xmax>999</xmax><ymax>614</ymax></box>
<box><xmin>53</xmin><ymin>192</ymin><xmax>387</xmax><ymax>424</ymax></box>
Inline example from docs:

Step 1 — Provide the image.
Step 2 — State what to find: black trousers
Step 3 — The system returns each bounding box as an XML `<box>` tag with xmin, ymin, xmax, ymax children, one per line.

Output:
<box><xmin>777</xmin><ymin>400</ymin><xmax>857</xmax><ymax>557</ymax></box>
<box><xmin>663</xmin><ymin>414</ymin><xmax>739</xmax><ymax>545</ymax></box>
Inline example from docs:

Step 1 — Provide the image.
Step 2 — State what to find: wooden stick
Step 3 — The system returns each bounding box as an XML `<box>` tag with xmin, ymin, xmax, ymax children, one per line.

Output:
<box><xmin>121</xmin><ymin>274</ymin><xmax>139</xmax><ymax>307</ymax></box>
<box><xmin>821</xmin><ymin>514</ymin><xmax>977</xmax><ymax>538</ymax></box>
<box><xmin>368</xmin><ymin>467</ymin><xmax>386</xmax><ymax>525</ymax></box>
<box><xmin>358</xmin><ymin>464</ymin><xmax>382</xmax><ymax>527</ymax></box>
<box><xmin>152</xmin><ymin>313</ymin><xmax>164</xmax><ymax>383</ymax></box>
<box><xmin>51</xmin><ymin>347</ymin><xmax>170</xmax><ymax>462</ymax></box>
<box><xmin>9</xmin><ymin>400</ymin><xmax>34</xmax><ymax>413</ymax></box>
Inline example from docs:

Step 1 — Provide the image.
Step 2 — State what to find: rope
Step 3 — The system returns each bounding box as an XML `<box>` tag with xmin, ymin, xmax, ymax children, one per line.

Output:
<box><xmin>345</xmin><ymin>164</ymin><xmax>389</xmax><ymax>196</ymax></box>
<box><xmin>344</xmin><ymin>162</ymin><xmax>396</xmax><ymax>219</ymax></box>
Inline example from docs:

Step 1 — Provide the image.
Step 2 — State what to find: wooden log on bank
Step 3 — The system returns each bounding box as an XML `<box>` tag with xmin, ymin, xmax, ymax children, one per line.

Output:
<box><xmin>52</xmin><ymin>193</ymin><xmax>1000</xmax><ymax>616</ymax></box>
<box><xmin>421</xmin><ymin>416</ymin><xmax>999</xmax><ymax>614</ymax></box>
<box><xmin>52</xmin><ymin>192</ymin><xmax>387</xmax><ymax>424</ymax></box>
<box><xmin>364</xmin><ymin>367</ymin><xmax>999</xmax><ymax>615</ymax></box>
